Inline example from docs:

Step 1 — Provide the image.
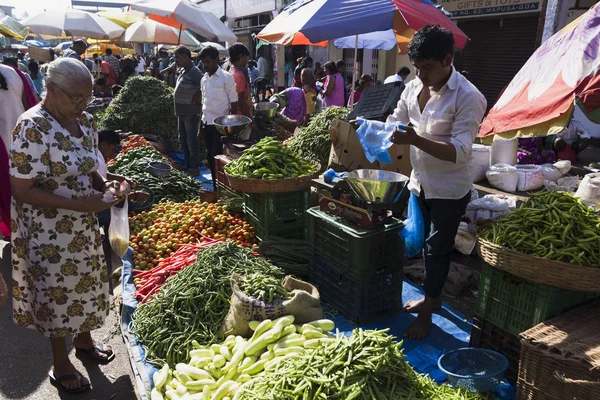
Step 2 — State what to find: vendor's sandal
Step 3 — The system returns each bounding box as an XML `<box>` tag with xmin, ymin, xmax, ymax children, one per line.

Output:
<box><xmin>48</xmin><ymin>370</ymin><xmax>90</xmax><ymax>393</ymax></box>
<box><xmin>75</xmin><ymin>343</ymin><xmax>115</xmax><ymax>364</ymax></box>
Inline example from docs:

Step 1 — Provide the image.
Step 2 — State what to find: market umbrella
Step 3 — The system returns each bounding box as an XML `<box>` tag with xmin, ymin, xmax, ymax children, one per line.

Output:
<box><xmin>258</xmin><ymin>0</ymin><xmax>468</xmax><ymax>51</ymax></box>
<box><xmin>258</xmin><ymin>0</ymin><xmax>468</xmax><ymax>108</ymax></box>
<box><xmin>23</xmin><ymin>9</ymin><xmax>125</xmax><ymax>40</ymax></box>
<box><xmin>333</xmin><ymin>30</ymin><xmax>398</xmax><ymax>51</ymax></box>
<box><xmin>87</xmin><ymin>43</ymin><xmax>134</xmax><ymax>55</ymax></box>
<box><xmin>130</xmin><ymin>0</ymin><xmax>237</xmax><ymax>43</ymax></box>
<box><xmin>121</xmin><ymin>19</ymin><xmax>200</xmax><ymax>47</ymax></box>
<box><xmin>54</xmin><ymin>41</ymin><xmax>73</xmax><ymax>51</ymax></box>
<box><xmin>97</xmin><ymin>10</ymin><xmax>145</xmax><ymax>29</ymax></box>
<box><xmin>0</xmin><ymin>11</ymin><xmax>28</xmax><ymax>41</ymax></box>
<box><xmin>196</xmin><ymin>41</ymin><xmax>228</xmax><ymax>55</ymax></box>
<box><xmin>479</xmin><ymin>2</ymin><xmax>600</xmax><ymax>140</ymax></box>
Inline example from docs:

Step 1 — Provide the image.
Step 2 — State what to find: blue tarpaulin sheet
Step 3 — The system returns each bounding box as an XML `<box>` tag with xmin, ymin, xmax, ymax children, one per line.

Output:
<box><xmin>119</xmin><ymin>250</ymin><xmax>514</xmax><ymax>399</ymax></box>
<box><xmin>168</xmin><ymin>151</ymin><xmax>214</xmax><ymax>191</ymax></box>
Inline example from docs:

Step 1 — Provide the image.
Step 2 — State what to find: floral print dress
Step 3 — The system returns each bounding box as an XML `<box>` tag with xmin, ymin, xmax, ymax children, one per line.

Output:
<box><xmin>10</xmin><ymin>105</ymin><xmax>109</xmax><ymax>338</ymax></box>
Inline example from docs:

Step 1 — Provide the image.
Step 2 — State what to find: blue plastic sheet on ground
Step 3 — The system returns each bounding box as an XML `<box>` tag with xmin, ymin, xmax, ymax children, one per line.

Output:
<box><xmin>120</xmin><ymin>251</ymin><xmax>514</xmax><ymax>399</ymax></box>
<box><xmin>168</xmin><ymin>151</ymin><xmax>214</xmax><ymax>191</ymax></box>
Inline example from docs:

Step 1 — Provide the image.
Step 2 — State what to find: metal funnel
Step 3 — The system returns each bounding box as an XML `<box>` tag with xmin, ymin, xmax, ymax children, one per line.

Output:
<box><xmin>344</xmin><ymin>169</ymin><xmax>409</xmax><ymax>204</ymax></box>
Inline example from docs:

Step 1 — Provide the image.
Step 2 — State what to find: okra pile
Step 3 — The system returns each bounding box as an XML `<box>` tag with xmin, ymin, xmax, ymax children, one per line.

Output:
<box><xmin>239</xmin><ymin>273</ymin><xmax>291</xmax><ymax>303</ymax></box>
<box><xmin>225</xmin><ymin>137</ymin><xmax>316</xmax><ymax>179</ymax></box>
<box><xmin>479</xmin><ymin>191</ymin><xmax>600</xmax><ymax>267</ymax></box>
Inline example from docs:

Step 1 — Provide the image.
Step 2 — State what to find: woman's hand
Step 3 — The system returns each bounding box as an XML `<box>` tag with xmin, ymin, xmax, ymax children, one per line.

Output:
<box><xmin>75</xmin><ymin>194</ymin><xmax>120</xmax><ymax>213</ymax></box>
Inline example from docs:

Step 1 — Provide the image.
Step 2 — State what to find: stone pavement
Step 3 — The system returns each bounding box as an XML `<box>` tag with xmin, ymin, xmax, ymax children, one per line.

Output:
<box><xmin>0</xmin><ymin>240</ymin><xmax>139</xmax><ymax>400</ymax></box>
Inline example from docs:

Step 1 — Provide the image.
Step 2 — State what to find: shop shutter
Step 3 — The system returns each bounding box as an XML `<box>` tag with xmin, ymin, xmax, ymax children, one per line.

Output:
<box><xmin>454</xmin><ymin>14</ymin><xmax>539</xmax><ymax>110</ymax></box>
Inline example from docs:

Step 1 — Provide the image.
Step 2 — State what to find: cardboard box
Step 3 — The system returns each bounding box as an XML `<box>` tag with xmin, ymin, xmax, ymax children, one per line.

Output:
<box><xmin>328</xmin><ymin>119</ymin><xmax>379</xmax><ymax>172</ymax></box>
<box><xmin>379</xmin><ymin>144</ymin><xmax>412</xmax><ymax>178</ymax></box>
<box><xmin>28</xmin><ymin>47</ymin><xmax>53</xmax><ymax>62</ymax></box>
<box><xmin>327</xmin><ymin>119</ymin><xmax>412</xmax><ymax>178</ymax></box>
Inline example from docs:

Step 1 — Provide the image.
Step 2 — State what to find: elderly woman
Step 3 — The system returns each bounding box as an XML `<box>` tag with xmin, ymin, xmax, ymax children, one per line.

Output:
<box><xmin>10</xmin><ymin>58</ymin><xmax>120</xmax><ymax>393</ymax></box>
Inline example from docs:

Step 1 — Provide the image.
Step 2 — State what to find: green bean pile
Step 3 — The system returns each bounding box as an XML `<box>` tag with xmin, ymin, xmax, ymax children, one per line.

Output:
<box><xmin>236</xmin><ymin>328</ymin><xmax>489</xmax><ymax>400</ymax></box>
<box><xmin>239</xmin><ymin>273</ymin><xmax>291</xmax><ymax>303</ymax></box>
<box><xmin>131</xmin><ymin>243</ymin><xmax>283</xmax><ymax>366</ymax></box>
<box><xmin>287</xmin><ymin>106</ymin><xmax>350</xmax><ymax>173</ymax></box>
<box><xmin>479</xmin><ymin>191</ymin><xmax>600</xmax><ymax>267</ymax></box>
<box><xmin>225</xmin><ymin>137</ymin><xmax>316</xmax><ymax>179</ymax></box>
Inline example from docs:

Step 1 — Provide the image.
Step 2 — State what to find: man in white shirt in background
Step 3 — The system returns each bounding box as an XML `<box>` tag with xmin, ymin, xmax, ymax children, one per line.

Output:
<box><xmin>257</xmin><ymin>53</ymin><xmax>268</xmax><ymax>78</ymax></box>
<box><xmin>384</xmin><ymin>66</ymin><xmax>411</xmax><ymax>84</ymax></box>
<box><xmin>199</xmin><ymin>46</ymin><xmax>239</xmax><ymax>190</ymax></box>
<box><xmin>386</xmin><ymin>24</ymin><xmax>487</xmax><ymax>339</ymax></box>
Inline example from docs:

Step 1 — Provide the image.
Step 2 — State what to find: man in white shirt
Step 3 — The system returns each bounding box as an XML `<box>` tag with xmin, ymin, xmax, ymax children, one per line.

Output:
<box><xmin>199</xmin><ymin>46</ymin><xmax>239</xmax><ymax>190</ymax></box>
<box><xmin>386</xmin><ymin>25</ymin><xmax>487</xmax><ymax>339</ymax></box>
<box><xmin>384</xmin><ymin>66</ymin><xmax>411</xmax><ymax>84</ymax></box>
<box><xmin>0</xmin><ymin>64</ymin><xmax>25</xmax><ymax>151</ymax></box>
<box><xmin>257</xmin><ymin>55</ymin><xmax>268</xmax><ymax>78</ymax></box>
<box><xmin>135</xmin><ymin>54</ymin><xmax>146</xmax><ymax>75</ymax></box>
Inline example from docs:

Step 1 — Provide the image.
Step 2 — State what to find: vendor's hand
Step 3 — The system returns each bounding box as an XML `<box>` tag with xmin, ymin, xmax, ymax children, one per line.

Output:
<box><xmin>391</xmin><ymin>125</ymin><xmax>418</xmax><ymax>145</ymax></box>
<box><xmin>104</xmin><ymin>180</ymin><xmax>128</xmax><ymax>200</ymax></box>
<box><xmin>192</xmin><ymin>92</ymin><xmax>202</xmax><ymax>105</ymax></box>
<box><xmin>125</xmin><ymin>178</ymin><xmax>138</xmax><ymax>190</ymax></box>
<box><xmin>76</xmin><ymin>194</ymin><xmax>119</xmax><ymax>213</ymax></box>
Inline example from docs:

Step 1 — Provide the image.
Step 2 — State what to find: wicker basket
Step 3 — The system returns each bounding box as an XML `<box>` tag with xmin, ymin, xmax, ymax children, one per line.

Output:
<box><xmin>225</xmin><ymin>168</ymin><xmax>319</xmax><ymax>194</ymax></box>
<box><xmin>517</xmin><ymin>301</ymin><xmax>600</xmax><ymax>400</ymax></box>
<box><xmin>478</xmin><ymin>238</ymin><xmax>600</xmax><ymax>292</ymax></box>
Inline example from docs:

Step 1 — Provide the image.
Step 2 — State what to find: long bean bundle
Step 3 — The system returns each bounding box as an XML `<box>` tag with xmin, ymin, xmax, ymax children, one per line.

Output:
<box><xmin>479</xmin><ymin>191</ymin><xmax>600</xmax><ymax>267</ymax></box>
<box><xmin>236</xmin><ymin>328</ymin><xmax>489</xmax><ymax>400</ymax></box>
<box><xmin>131</xmin><ymin>243</ymin><xmax>283</xmax><ymax>366</ymax></box>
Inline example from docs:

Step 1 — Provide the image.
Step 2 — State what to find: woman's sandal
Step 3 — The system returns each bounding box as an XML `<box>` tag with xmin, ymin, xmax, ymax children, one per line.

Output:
<box><xmin>48</xmin><ymin>370</ymin><xmax>90</xmax><ymax>393</ymax></box>
<box><xmin>75</xmin><ymin>343</ymin><xmax>115</xmax><ymax>364</ymax></box>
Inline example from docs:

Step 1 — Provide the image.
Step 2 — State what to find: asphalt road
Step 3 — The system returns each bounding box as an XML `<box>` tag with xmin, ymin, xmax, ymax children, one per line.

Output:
<box><xmin>0</xmin><ymin>240</ymin><xmax>139</xmax><ymax>400</ymax></box>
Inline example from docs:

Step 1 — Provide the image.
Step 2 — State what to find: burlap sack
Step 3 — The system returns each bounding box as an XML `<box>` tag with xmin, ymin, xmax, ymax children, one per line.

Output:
<box><xmin>221</xmin><ymin>274</ymin><xmax>323</xmax><ymax>337</ymax></box>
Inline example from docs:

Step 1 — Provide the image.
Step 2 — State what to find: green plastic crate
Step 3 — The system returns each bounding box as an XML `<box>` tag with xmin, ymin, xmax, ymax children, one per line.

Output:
<box><xmin>476</xmin><ymin>264</ymin><xmax>599</xmax><ymax>337</ymax></box>
<box><xmin>246</xmin><ymin>212</ymin><xmax>307</xmax><ymax>241</ymax></box>
<box><xmin>307</xmin><ymin>207</ymin><xmax>405</xmax><ymax>281</ymax></box>
<box><xmin>243</xmin><ymin>190</ymin><xmax>310</xmax><ymax>226</ymax></box>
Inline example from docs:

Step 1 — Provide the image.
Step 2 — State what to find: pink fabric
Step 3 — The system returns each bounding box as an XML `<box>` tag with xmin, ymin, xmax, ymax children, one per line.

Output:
<box><xmin>11</xmin><ymin>66</ymin><xmax>37</xmax><ymax>110</ymax></box>
<box><xmin>324</xmin><ymin>73</ymin><xmax>345</xmax><ymax>107</ymax></box>
<box><xmin>0</xmin><ymin>137</ymin><xmax>10</xmax><ymax>238</ymax></box>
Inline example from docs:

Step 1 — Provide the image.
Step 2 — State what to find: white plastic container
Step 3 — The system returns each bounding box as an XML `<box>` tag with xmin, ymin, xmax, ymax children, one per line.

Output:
<box><xmin>471</xmin><ymin>144</ymin><xmax>491</xmax><ymax>183</ymax></box>
<box><xmin>490</xmin><ymin>138</ymin><xmax>517</xmax><ymax>166</ymax></box>
<box><xmin>515</xmin><ymin>165</ymin><xmax>544</xmax><ymax>191</ymax></box>
<box><xmin>486</xmin><ymin>164</ymin><xmax>518</xmax><ymax>193</ymax></box>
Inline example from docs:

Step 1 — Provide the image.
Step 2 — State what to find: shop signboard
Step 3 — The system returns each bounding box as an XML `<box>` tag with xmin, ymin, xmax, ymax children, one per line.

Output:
<box><xmin>439</xmin><ymin>0</ymin><xmax>542</xmax><ymax>18</ymax></box>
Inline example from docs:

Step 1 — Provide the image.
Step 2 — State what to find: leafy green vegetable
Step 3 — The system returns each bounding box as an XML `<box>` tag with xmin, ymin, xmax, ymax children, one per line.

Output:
<box><xmin>287</xmin><ymin>106</ymin><xmax>350</xmax><ymax>172</ymax></box>
<box><xmin>98</xmin><ymin>76</ymin><xmax>179</xmax><ymax>151</ymax></box>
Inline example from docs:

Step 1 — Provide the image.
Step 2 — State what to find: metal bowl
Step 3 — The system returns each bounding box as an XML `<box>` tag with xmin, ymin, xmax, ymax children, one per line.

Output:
<box><xmin>344</xmin><ymin>169</ymin><xmax>409</xmax><ymax>204</ymax></box>
<box><xmin>213</xmin><ymin>115</ymin><xmax>253</xmax><ymax>137</ymax></box>
<box><xmin>254</xmin><ymin>102</ymin><xmax>279</xmax><ymax>119</ymax></box>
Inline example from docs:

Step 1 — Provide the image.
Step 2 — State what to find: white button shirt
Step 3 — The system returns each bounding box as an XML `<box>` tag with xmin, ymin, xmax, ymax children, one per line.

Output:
<box><xmin>386</xmin><ymin>67</ymin><xmax>487</xmax><ymax>200</ymax></box>
<box><xmin>201</xmin><ymin>68</ymin><xmax>238</xmax><ymax>125</ymax></box>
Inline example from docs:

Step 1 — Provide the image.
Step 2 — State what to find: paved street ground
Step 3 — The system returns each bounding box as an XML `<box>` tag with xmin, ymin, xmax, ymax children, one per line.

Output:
<box><xmin>0</xmin><ymin>240</ymin><xmax>139</xmax><ymax>400</ymax></box>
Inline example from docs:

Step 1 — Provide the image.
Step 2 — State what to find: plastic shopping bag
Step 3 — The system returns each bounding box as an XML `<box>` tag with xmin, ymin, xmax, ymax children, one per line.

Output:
<box><xmin>399</xmin><ymin>193</ymin><xmax>425</xmax><ymax>258</ymax></box>
<box><xmin>109</xmin><ymin>197</ymin><xmax>130</xmax><ymax>258</ymax></box>
<box><xmin>355</xmin><ymin>118</ymin><xmax>406</xmax><ymax>164</ymax></box>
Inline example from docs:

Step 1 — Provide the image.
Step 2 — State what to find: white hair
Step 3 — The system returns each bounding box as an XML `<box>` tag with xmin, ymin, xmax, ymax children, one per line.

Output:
<box><xmin>46</xmin><ymin>58</ymin><xmax>92</xmax><ymax>88</ymax></box>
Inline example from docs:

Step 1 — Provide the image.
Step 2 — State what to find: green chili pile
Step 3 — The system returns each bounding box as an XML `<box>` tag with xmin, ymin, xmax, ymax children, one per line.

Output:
<box><xmin>236</xmin><ymin>328</ymin><xmax>489</xmax><ymax>400</ymax></box>
<box><xmin>131</xmin><ymin>243</ymin><xmax>283</xmax><ymax>366</ymax></box>
<box><xmin>287</xmin><ymin>106</ymin><xmax>350</xmax><ymax>172</ymax></box>
<box><xmin>225</xmin><ymin>137</ymin><xmax>316</xmax><ymax>179</ymax></box>
<box><xmin>239</xmin><ymin>273</ymin><xmax>291</xmax><ymax>302</ymax></box>
<box><xmin>98</xmin><ymin>76</ymin><xmax>179</xmax><ymax>151</ymax></box>
<box><xmin>479</xmin><ymin>191</ymin><xmax>600</xmax><ymax>267</ymax></box>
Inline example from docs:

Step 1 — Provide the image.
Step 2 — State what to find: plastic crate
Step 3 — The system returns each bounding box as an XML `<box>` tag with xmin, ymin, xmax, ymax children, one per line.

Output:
<box><xmin>246</xmin><ymin>212</ymin><xmax>307</xmax><ymax>241</ymax></box>
<box><xmin>309</xmin><ymin>255</ymin><xmax>403</xmax><ymax>324</ymax></box>
<box><xmin>214</xmin><ymin>155</ymin><xmax>233</xmax><ymax>190</ymax></box>
<box><xmin>243</xmin><ymin>190</ymin><xmax>310</xmax><ymax>225</ymax></box>
<box><xmin>470</xmin><ymin>315</ymin><xmax>520</xmax><ymax>384</ymax></box>
<box><xmin>476</xmin><ymin>264</ymin><xmax>599</xmax><ymax>337</ymax></box>
<box><xmin>307</xmin><ymin>207</ymin><xmax>405</xmax><ymax>281</ymax></box>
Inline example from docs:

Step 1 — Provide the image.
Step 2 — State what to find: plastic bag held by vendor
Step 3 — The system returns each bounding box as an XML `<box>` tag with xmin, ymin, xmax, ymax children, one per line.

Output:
<box><xmin>355</xmin><ymin>118</ymin><xmax>406</xmax><ymax>164</ymax></box>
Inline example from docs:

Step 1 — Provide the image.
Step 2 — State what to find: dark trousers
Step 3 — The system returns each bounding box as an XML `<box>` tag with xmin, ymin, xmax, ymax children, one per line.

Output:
<box><xmin>178</xmin><ymin>114</ymin><xmax>200</xmax><ymax>170</ymax></box>
<box><xmin>203</xmin><ymin>124</ymin><xmax>223</xmax><ymax>190</ymax></box>
<box><xmin>417</xmin><ymin>189</ymin><xmax>470</xmax><ymax>298</ymax></box>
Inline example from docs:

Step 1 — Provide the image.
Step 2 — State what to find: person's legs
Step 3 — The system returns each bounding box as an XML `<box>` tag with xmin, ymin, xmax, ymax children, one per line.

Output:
<box><xmin>178</xmin><ymin>116</ymin><xmax>190</xmax><ymax>170</ymax></box>
<box><xmin>51</xmin><ymin>336</ymin><xmax>89</xmax><ymax>390</ymax></box>
<box><xmin>404</xmin><ymin>190</ymin><xmax>470</xmax><ymax>339</ymax></box>
<box><xmin>73</xmin><ymin>331</ymin><xmax>113</xmax><ymax>361</ymax></box>
<box><xmin>184</xmin><ymin>115</ymin><xmax>200</xmax><ymax>173</ymax></box>
<box><xmin>205</xmin><ymin>125</ymin><xmax>223</xmax><ymax>190</ymax></box>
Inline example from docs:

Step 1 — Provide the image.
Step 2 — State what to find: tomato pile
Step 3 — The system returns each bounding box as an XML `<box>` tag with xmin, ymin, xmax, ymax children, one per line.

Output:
<box><xmin>129</xmin><ymin>200</ymin><xmax>257</xmax><ymax>270</ymax></box>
